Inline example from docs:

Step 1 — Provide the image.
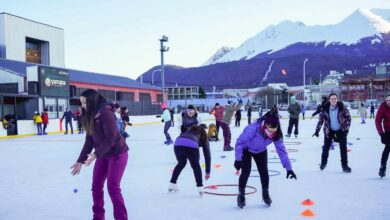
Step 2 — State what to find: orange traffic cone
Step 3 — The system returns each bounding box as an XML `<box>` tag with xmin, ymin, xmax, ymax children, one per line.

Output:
<box><xmin>302</xmin><ymin>199</ymin><xmax>315</xmax><ymax>206</ymax></box>
<box><xmin>301</xmin><ymin>209</ymin><xmax>316</xmax><ymax>217</ymax></box>
<box><xmin>214</xmin><ymin>164</ymin><xmax>222</xmax><ymax>168</ymax></box>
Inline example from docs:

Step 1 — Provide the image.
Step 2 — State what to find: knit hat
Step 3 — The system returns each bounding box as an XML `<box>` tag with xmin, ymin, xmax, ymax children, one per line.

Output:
<box><xmin>264</xmin><ymin>114</ymin><xmax>280</xmax><ymax>128</ymax></box>
<box><xmin>187</xmin><ymin>105</ymin><xmax>195</xmax><ymax>110</ymax></box>
<box><xmin>161</xmin><ymin>103</ymin><xmax>167</xmax><ymax>109</ymax></box>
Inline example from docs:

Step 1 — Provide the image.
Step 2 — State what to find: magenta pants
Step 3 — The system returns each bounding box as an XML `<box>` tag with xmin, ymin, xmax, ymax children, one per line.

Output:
<box><xmin>92</xmin><ymin>151</ymin><xmax>128</xmax><ymax>220</ymax></box>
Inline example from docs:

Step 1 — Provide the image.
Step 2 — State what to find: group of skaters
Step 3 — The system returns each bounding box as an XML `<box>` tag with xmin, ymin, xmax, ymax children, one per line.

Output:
<box><xmin>68</xmin><ymin>88</ymin><xmax>390</xmax><ymax>219</ymax></box>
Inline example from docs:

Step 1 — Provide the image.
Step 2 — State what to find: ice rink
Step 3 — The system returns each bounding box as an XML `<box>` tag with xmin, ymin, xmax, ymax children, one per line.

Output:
<box><xmin>0</xmin><ymin>114</ymin><xmax>389</xmax><ymax>220</ymax></box>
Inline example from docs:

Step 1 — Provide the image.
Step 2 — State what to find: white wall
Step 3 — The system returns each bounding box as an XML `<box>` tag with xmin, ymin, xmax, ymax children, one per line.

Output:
<box><xmin>2</xmin><ymin>13</ymin><xmax>65</xmax><ymax>67</ymax></box>
<box><xmin>16</xmin><ymin>119</ymin><xmax>77</xmax><ymax>136</ymax></box>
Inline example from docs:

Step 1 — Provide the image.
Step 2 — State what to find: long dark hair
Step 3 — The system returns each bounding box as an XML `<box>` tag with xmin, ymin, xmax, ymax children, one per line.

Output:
<box><xmin>188</xmin><ymin>124</ymin><xmax>208</xmax><ymax>147</ymax></box>
<box><xmin>80</xmin><ymin>89</ymin><xmax>106</xmax><ymax>135</ymax></box>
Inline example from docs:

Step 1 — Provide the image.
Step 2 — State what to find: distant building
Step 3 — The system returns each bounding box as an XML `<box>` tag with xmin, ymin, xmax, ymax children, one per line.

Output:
<box><xmin>166</xmin><ymin>86</ymin><xmax>199</xmax><ymax>100</ymax></box>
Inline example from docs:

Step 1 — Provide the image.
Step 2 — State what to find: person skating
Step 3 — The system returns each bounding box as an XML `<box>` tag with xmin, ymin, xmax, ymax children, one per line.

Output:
<box><xmin>41</xmin><ymin>108</ymin><xmax>49</xmax><ymax>135</ymax></box>
<box><xmin>286</xmin><ymin>96</ymin><xmax>301</xmax><ymax>138</ymax></box>
<box><xmin>370</xmin><ymin>103</ymin><xmax>375</xmax><ymax>119</ymax></box>
<box><xmin>313</xmin><ymin>93</ymin><xmax>352</xmax><ymax>173</ymax></box>
<box><xmin>209</xmin><ymin>103</ymin><xmax>224</xmax><ymax>137</ymax></box>
<box><xmin>357</xmin><ymin>103</ymin><xmax>367</xmax><ymax>124</ymax></box>
<box><xmin>247</xmin><ymin>105</ymin><xmax>252</xmax><ymax>124</ymax></box>
<box><xmin>312</xmin><ymin>96</ymin><xmax>328</xmax><ymax>118</ymax></box>
<box><xmin>221</xmin><ymin>99</ymin><xmax>243</xmax><ymax>151</ymax></box>
<box><xmin>235</xmin><ymin>108</ymin><xmax>242</xmax><ymax>127</ymax></box>
<box><xmin>70</xmin><ymin>89</ymin><xmax>129</xmax><ymax>220</ymax></box>
<box><xmin>234</xmin><ymin>110</ymin><xmax>297</xmax><ymax>208</ymax></box>
<box><xmin>74</xmin><ymin>107</ymin><xmax>83</xmax><ymax>134</ymax></box>
<box><xmin>179</xmin><ymin>105</ymin><xmax>200</xmax><ymax>134</ymax></box>
<box><xmin>301</xmin><ymin>105</ymin><xmax>306</xmax><ymax>120</ymax></box>
<box><xmin>168</xmin><ymin>124</ymin><xmax>211</xmax><ymax>195</ymax></box>
<box><xmin>375</xmin><ymin>94</ymin><xmax>390</xmax><ymax>178</ymax></box>
<box><xmin>62</xmin><ymin>108</ymin><xmax>74</xmax><ymax>134</ymax></box>
<box><xmin>169</xmin><ymin>108</ymin><xmax>175</xmax><ymax>127</ymax></box>
<box><xmin>33</xmin><ymin>111</ymin><xmax>43</xmax><ymax>135</ymax></box>
<box><xmin>162</xmin><ymin>103</ymin><xmax>173</xmax><ymax>145</ymax></box>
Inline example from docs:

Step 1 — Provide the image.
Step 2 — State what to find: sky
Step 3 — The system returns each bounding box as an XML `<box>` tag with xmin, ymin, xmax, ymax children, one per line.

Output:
<box><xmin>1</xmin><ymin>0</ymin><xmax>389</xmax><ymax>79</ymax></box>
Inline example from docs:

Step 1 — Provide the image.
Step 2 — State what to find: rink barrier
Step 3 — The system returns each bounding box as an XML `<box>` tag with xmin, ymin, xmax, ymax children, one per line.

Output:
<box><xmin>203</xmin><ymin>184</ymin><xmax>257</xmax><ymax>196</ymax></box>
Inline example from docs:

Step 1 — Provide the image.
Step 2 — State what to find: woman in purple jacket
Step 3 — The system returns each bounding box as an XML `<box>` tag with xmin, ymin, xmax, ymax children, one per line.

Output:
<box><xmin>70</xmin><ymin>89</ymin><xmax>129</xmax><ymax>220</ymax></box>
<box><xmin>234</xmin><ymin>110</ymin><xmax>297</xmax><ymax>208</ymax></box>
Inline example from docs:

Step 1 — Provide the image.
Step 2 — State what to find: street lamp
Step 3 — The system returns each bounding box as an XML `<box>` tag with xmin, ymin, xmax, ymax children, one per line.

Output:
<box><xmin>151</xmin><ymin>69</ymin><xmax>161</xmax><ymax>86</ymax></box>
<box><xmin>159</xmin><ymin>35</ymin><xmax>169</xmax><ymax>104</ymax></box>
<box><xmin>303</xmin><ymin>58</ymin><xmax>309</xmax><ymax>103</ymax></box>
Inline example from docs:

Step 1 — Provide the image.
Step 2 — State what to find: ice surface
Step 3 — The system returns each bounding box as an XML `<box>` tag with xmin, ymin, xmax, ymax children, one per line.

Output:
<box><xmin>0</xmin><ymin>113</ymin><xmax>389</xmax><ymax>220</ymax></box>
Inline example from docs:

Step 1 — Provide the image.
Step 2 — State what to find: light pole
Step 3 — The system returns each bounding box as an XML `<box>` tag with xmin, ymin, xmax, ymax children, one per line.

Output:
<box><xmin>159</xmin><ymin>35</ymin><xmax>169</xmax><ymax>104</ymax></box>
<box><xmin>151</xmin><ymin>69</ymin><xmax>161</xmax><ymax>86</ymax></box>
<box><xmin>319</xmin><ymin>73</ymin><xmax>322</xmax><ymax>102</ymax></box>
<box><xmin>303</xmin><ymin>58</ymin><xmax>309</xmax><ymax>102</ymax></box>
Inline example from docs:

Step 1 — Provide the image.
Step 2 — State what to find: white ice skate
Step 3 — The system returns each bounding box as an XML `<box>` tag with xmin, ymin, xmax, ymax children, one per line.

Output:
<box><xmin>168</xmin><ymin>183</ymin><xmax>178</xmax><ymax>192</ymax></box>
<box><xmin>197</xmin><ymin>187</ymin><xmax>204</xmax><ymax>196</ymax></box>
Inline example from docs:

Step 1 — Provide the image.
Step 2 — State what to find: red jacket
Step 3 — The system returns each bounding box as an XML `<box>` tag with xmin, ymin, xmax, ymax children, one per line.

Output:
<box><xmin>209</xmin><ymin>106</ymin><xmax>224</xmax><ymax>121</ymax></box>
<box><xmin>41</xmin><ymin>112</ymin><xmax>49</xmax><ymax>125</ymax></box>
<box><xmin>375</xmin><ymin>102</ymin><xmax>390</xmax><ymax>135</ymax></box>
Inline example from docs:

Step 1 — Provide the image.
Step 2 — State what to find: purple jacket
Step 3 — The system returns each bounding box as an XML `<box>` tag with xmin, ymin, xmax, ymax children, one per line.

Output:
<box><xmin>77</xmin><ymin>104</ymin><xmax>129</xmax><ymax>163</ymax></box>
<box><xmin>235</xmin><ymin>120</ymin><xmax>292</xmax><ymax>171</ymax></box>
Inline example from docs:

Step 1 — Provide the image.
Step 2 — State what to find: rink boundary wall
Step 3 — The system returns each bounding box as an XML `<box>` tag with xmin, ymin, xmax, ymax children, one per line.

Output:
<box><xmin>0</xmin><ymin>110</ymin><xmax>364</xmax><ymax>139</ymax></box>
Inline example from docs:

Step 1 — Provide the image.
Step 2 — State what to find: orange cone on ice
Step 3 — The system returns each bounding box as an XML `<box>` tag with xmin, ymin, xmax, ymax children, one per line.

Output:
<box><xmin>301</xmin><ymin>209</ymin><xmax>316</xmax><ymax>217</ymax></box>
<box><xmin>302</xmin><ymin>199</ymin><xmax>315</xmax><ymax>206</ymax></box>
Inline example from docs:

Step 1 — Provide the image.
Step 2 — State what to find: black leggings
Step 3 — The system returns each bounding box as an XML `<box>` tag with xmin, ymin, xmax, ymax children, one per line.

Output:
<box><xmin>322</xmin><ymin>129</ymin><xmax>348</xmax><ymax>166</ymax></box>
<box><xmin>381</xmin><ymin>137</ymin><xmax>390</xmax><ymax>167</ymax></box>
<box><xmin>239</xmin><ymin>149</ymin><xmax>269</xmax><ymax>190</ymax></box>
<box><xmin>170</xmin><ymin>147</ymin><xmax>203</xmax><ymax>187</ymax></box>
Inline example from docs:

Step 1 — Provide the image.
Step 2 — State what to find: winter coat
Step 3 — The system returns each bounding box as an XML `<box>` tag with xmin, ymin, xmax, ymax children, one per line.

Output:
<box><xmin>235</xmin><ymin>119</ymin><xmax>292</xmax><ymax>171</ymax></box>
<box><xmin>371</xmin><ymin>106</ymin><xmax>375</xmax><ymax>113</ymax></box>
<box><xmin>209</xmin><ymin>106</ymin><xmax>224</xmax><ymax>121</ymax></box>
<box><xmin>162</xmin><ymin>109</ymin><xmax>171</xmax><ymax>123</ymax></box>
<box><xmin>174</xmin><ymin>129</ymin><xmax>211</xmax><ymax>174</ymax></box>
<box><xmin>179</xmin><ymin>112</ymin><xmax>199</xmax><ymax>133</ymax></box>
<box><xmin>41</xmin><ymin>112</ymin><xmax>49</xmax><ymax>125</ymax></box>
<box><xmin>375</xmin><ymin>102</ymin><xmax>390</xmax><ymax>135</ymax></box>
<box><xmin>288</xmin><ymin>103</ymin><xmax>302</xmax><ymax>119</ymax></box>
<box><xmin>235</xmin><ymin>109</ymin><xmax>242</xmax><ymax>119</ymax></box>
<box><xmin>62</xmin><ymin>111</ymin><xmax>74</xmax><ymax>122</ymax></box>
<box><xmin>315</xmin><ymin>101</ymin><xmax>351</xmax><ymax>138</ymax></box>
<box><xmin>357</xmin><ymin>106</ymin><xmax>367</xmax><ymax>117</ymax></box>
<box><xmin>221</xmin><ymin>103</ymin><xmax>243</xmax><ymax>125</ymax></box>
<box><xmin>33</xmin><ymin>115</ymin><xmax>43</xmax><ymax>124</ymax></box>
<box><xmin>77</xmin><ymin>104</ymin><xmax>128</xmax><ymax>163</ymax></box>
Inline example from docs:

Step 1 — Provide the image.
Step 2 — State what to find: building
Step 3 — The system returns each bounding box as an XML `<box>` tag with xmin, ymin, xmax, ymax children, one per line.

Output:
<box><xmin>166</xmin><ymin>86</ymin><xmax>199</xmax><ymax>100</ymax></box>
<box><xmin>0</xmin><ymin>13</ymin><xmax>163</xmax><ymax>136</ymax></box>
<box><xmin>339</xmin><ymin>77</ymin><xmax>390</xmax><ymax>107</ymax></box>
<box><xmin>0</xmin><ymin>13</ymin><xmax>65</xmax><ymax>67</ymax></box>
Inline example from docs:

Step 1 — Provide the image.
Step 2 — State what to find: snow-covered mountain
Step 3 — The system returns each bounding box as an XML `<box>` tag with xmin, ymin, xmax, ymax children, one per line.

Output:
<box><xmin>202</xmin><ymin>46</ymin><xmax>234</xmax><ymax>65</ymax></box>
<box><xmin>208</xmin><ymin>8</ymin><xmax>390</xmax><ymax>65</ymax></box>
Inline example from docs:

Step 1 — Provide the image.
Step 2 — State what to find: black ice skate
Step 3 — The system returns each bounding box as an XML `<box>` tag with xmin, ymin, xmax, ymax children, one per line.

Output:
<box><xmin>237</xmin><ymin>188</ymin><xmax>246</xmax><ymax>209</ymax></box>
<box><xmin>262</xmin><ymin>188</ymin><xmax>272</xmax><ymax>207</ymax></box>
<box><xmin>342</xmin><ymin>165</ymin><xmax>352</xmax><ymax>173</ymax></box>
<box><xmin>285</xmin><ymin>134</ymin><xmax>291</xmax><ymax>138</ymax></box>
<box><xmin>320</xmin><ymin>163</ymin><xmax>326</xmax><ymax>171</ymax></box>
<box><xmin>379</xmin><ymin>166</ymin><xmax>386</xmax><ymax>178</ymax></box>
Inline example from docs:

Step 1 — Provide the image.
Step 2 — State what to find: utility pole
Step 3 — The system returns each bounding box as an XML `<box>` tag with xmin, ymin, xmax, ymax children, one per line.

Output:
<box><xmin>159</xmin><ymin>35</ymin><xmax>169</xmax><ymax>104</ymax></box>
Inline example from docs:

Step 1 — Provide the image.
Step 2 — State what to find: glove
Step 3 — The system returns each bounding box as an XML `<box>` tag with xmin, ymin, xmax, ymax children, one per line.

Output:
<box><xmin>238</xmin><ymin>99</ymin><xmax>243</xmax><ymax>104</ymax></box>
<box><xmin>381</xmin><ymin>133</ymin><xmax>387</xmax><ymax>144</ymax></box>
<box><xmin>161</xmin><ymin>119</ymin><xmax>164</xmax><ymax>123</ymax></box>
<box><xmin>286</xmin><ymin>170</ymin><xmax>297</xmax><ymax>180</ymax></box>
<box><xmin>234</xmin><ymin>160</ymin><xmax>242</xmax><ymax>171</ymax></box>
<box><xmin>312</xmin><ymin>131</ymin><xmax>319</xmax><ymax>137</ymax></box>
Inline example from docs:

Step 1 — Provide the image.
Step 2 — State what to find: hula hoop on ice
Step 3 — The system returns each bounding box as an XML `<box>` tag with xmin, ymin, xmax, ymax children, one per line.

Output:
<box><xmin>250</xmin><ymin>169</ymin><xmax>281</xmax><ymax>177</ymax></box>
<box><xmin>268</xmin><ymin>157</ymin><xmax>296</xmax><ymax>163</ymax></box>
<box><xmin>203</xmin><ymin>184</ymin><xmax>257</xmax><ymax>196</ymax></box>
<box><xmin>271</xmin><ymin>148</ymin><xmax>299</xmax><ymax>153</ymax></box>
<box><xmin>284</xmin><ymin>141</ymin><xmax>302</xmax><ymax>145</ymax></box>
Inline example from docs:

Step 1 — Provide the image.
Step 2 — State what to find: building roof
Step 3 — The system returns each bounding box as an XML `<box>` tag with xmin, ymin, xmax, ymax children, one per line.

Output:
<box><xmin>0</xmin><ymin>12</ymin><xmax>64</xmax><ymax>30</ymax></box>
<box><xmin>0</xmin><ymin>59</ymin><xmax>160</xmax><ymax>91</ymax></box>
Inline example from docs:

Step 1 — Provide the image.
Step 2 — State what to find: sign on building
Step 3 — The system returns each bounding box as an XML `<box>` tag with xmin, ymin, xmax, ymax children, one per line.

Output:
<box><xmin>39</xmin><ymin>66</ymin><xmax>69</xmax><ymax>97</ymax></box>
